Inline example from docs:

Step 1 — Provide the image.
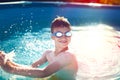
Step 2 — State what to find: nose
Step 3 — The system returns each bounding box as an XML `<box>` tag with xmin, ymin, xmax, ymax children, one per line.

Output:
<box><xmin>61</xmin><ymin>35</ymin><xmax>67</xmax><ymax>39</ymax></box>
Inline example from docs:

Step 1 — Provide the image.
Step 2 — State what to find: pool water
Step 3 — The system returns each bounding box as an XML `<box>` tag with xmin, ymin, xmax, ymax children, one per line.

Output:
<box><xmin>0</xmin><ymin>1</ymin><xmax>120</xmax><ymax>80</ymax></box>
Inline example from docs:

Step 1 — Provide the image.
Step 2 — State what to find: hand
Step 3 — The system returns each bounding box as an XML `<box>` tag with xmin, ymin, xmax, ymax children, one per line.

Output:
<box><xmin>0</xmin><ymin>51</ymin><xmax>6</xmax><ymax>66</ymax></box>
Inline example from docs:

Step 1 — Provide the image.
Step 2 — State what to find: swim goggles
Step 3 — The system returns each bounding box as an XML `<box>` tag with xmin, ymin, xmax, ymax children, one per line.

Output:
<box><xmin>52</xmin><ymin>31</ymin><xmax>72</xmax><ymax>38</ymax></box>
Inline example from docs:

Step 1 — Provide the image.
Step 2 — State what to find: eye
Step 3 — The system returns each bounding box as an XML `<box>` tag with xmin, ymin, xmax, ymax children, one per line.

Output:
<box><xmin>65</xmin><ymin>31</ymin><xmax>72</xmax><ymax>37</ymax></box>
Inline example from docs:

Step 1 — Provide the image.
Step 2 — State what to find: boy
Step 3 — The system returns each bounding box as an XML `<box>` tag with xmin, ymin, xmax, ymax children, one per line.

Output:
<box><xmin>0</xmin><ymin>16</ymin><xmax>78</xmax><ymax>80</ymax></box>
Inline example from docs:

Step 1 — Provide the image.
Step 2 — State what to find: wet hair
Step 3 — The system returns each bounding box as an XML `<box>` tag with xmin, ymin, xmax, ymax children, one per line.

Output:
<box><xmin>51</xmin><ymin>16</ymin><xmax>71</xmax><ymax>33</ymax></box>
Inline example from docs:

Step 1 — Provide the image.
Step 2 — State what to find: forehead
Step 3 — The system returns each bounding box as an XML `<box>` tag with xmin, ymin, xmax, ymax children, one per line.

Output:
<box><xmin>53</xmin><ymin>27</ymin><xmax>71</xmax><ymax>33</ymax></box>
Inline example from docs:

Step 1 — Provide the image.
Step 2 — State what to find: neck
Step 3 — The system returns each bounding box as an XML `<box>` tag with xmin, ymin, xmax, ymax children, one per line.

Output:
<box><xmin>54</xmin><ymin>47</ymin><xmax>68</xmax><ymax>55</ymax></box>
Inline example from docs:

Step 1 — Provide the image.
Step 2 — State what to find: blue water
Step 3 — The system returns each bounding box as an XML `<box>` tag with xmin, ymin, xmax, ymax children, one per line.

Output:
<box><xmin>0</xmin><ymin>1</ymin><xmax>120</xmax><ymax>80</ymax></box>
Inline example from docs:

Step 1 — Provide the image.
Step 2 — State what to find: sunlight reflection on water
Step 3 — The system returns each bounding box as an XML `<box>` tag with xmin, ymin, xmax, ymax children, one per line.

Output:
<box><xmin>71</xmin><ymin>24</ymin><xmax>120</xmax><ymax>80</ymax></box>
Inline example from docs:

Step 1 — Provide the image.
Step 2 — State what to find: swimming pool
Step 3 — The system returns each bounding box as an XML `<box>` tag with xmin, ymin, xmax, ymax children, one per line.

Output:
<box><xmin>0</xmin><ymin>1</ymin><xmax>120</xmax><ymax>80</ymax></box>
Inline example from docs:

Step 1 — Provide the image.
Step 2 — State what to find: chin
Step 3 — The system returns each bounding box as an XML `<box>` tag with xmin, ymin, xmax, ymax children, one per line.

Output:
<box><xmin>62</xmin><ymin>44</ymin><xmax>68</xmax><ymax>47</ymax></box>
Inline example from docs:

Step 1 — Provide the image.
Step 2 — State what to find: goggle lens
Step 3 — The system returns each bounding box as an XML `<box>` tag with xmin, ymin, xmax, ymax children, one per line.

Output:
<box><xmin>66</xmin><ymin>31</ymin><xmax>72</xmax><ymax>37</ymax></box>
<box><xmin>56</xmin><ymin>32</ymin><xmax>63</xmax><ymax>37</ymax></box>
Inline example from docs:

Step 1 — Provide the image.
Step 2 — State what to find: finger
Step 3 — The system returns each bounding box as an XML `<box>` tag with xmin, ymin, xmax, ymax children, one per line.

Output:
<box><xmin>0</xmin><ymin>52</ymin><xmax>6</xmax><ymax>59</ymax></box>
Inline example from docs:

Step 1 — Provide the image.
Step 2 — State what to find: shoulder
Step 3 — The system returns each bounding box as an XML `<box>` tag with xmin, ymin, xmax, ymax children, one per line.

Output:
<box><xmin>42</xmin><ymin>50</ymin><xmax>53</xmax><ymax>56</ymax></box>
<box><xmin>56</xmin><ymin>52</ymin><xmax>76</xmax><ymax>66</ymax></box>
<box><xmin>64</xmin><ymin>50</ymin><xmax>77</xmax><ymax>63</ymax></box>
<box><xmin>59</xmin><ymin>51</ymin><xmax>76</xmax><ymax>62</ymax></box>
<box><xmin>64</xmin><ymin>50</ymin><xmax>76</xmax><ymax>58</ymax></box>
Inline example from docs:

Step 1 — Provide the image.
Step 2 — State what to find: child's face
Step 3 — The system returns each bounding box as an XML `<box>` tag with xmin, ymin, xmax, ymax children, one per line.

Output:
<box><xmin>52</xmin><ymin>26</ymin><xmax>71</xmax><ymax>48</ymax></box>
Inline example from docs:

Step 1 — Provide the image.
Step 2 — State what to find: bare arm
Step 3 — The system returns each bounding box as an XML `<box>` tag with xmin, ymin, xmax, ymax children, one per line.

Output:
<box><xmin>0</xmin><ymin>51</ymin><xmax>72</xmax><ymax>78</ymax></box>
<box><xmin>0</xmin><ymin>51</ymin><xmax>45</xmax><ymax>78</ymax></box>
<box><xmin>31</xmin><ymin>51</ymin><xmax>49</xmax><ymax>68</ymax></box>
<box><xmin>1</xmin><ymin>60</ymin><xmax>45</xmax><ymax>78</ymax></box>
<box><xmin>1</xmin><ymin>59</ymin><xmax>65</xmax><ymax>78</ymax></box>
